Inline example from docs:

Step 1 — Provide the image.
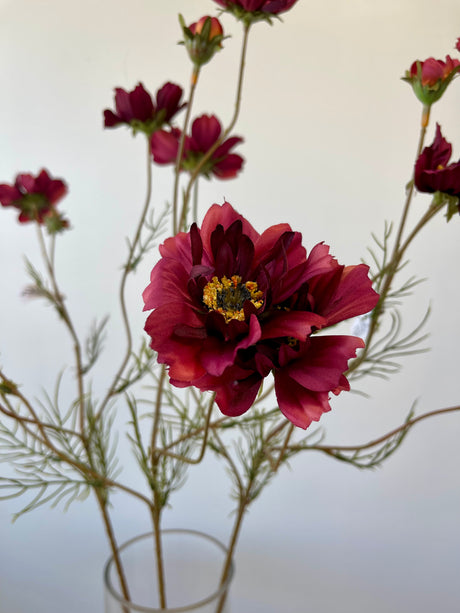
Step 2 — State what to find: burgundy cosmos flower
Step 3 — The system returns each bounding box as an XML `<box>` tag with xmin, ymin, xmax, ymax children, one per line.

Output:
<box><xmin>143</xmin><ymin>202</ymin><xmax>379</xmax><ymax>429</ymax></box>
<box><xmin>0</xmin><ymin>169</ymin><xmax>68</xmax><ymax>227</ymax></box>
<box><xmin>104</xmin><ymin>82</ymin><xmax>185</xmax><ymax>136</ymax></box>
<box><xmin>415</xmin><ymin>124</ymin><xmax>460</xmax><ymax>201</ymax></box>
<box><xmin>213</xmin><ymin>0</ymin><xmax>298</xmax><ymax>16</ymax></box>
<box><xmin>151</xmin><ymin>114</ymin><xmax>244</xmax><ymax>179</ymax></box>
<box><xmin>403</xmin><ymin>55</ymin><xmax>460</xmax><ymax>105</ymax></box>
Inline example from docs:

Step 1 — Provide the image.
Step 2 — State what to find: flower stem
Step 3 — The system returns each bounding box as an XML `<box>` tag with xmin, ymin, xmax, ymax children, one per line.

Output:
<box><xmin>173</xmin><ymin>66</ymin><xmax>200</xmax><ymax>233</ymax></box>
<box><xmin>215</xmin><ymin>498</ymin><xmax>248</xmax><ymax>613</ymax></box>
<box><xmin>150</xmin><ymin>501</ymin><xmax>167</xmax><ymax>609</ymax></box>
<box><xmin>35</xmin><ymin>225</ymin><xmax>86</xmax><ymax>435</ymax></box>
<box><xmin>96</xmin><ymin>136</ymin><xmax>153</xmax><ymax>420</ymax></box>
<box><xmin>348</xmin><ymin>104</ymin><xmax>431</xmax><ymax>375</ymax></box>
<box><xmin>96</xmin><ymin>491</ymin><xmax>131</xmax><ymax>609</ymax></box>
<box><xmin>291</xmin><ymin>404</ymin><xmax>460</xmax><ymax>454</ymax></box>
<box><xmin>178</xmin><ymin>23</ymin><xmax>252</xmax><ymax>230</ymax></box>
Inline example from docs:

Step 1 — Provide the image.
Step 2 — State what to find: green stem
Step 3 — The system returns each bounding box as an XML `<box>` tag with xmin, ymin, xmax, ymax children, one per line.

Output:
<box><xmin>36</xmin><ymin>225</ymin><xmax>86</xmax><ymax>435</ymax></box>
<box><xmin>172</xmin><ymin>66</ymin><xmax>200</xmax><ymax>234</ymax></box>
<box><xmin>288</xmin><ymin>405</ymin><xmax>460</xmax><ymax>454</ymax></box>
<box><xmin>96</xmin><ymin>137</ymin><xmax>153</xmax><ymax>420</ymax></box>
<box><xmin>97</xmin><ymin>492</ymin><xmax>131</xmax><ymax>606</ymax></box>
<box><xmin>150</xmin><ymin>501</ymin><xmax>167</xmax><ymax>609</ymax></box>
<box><xmin>178</xmin><ymin>22</ymin><xmax>252</xmax><ymax>231</ymax></box>
<box><xmin>215</xmin><ymin>498</ymin><xmax>248</xmax><ymax>613</ymax></box>
<box><xmin>348</xmin><ymin>104</ymin><xmax>431</xmax><ymax>375</ymax></box>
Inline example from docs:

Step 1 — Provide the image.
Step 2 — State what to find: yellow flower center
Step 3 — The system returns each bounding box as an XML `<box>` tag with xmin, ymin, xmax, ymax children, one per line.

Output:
<box><xmin>202</xmin><ymin>275</ymin><xmax>263</xmax><ymax>323</ymax></box>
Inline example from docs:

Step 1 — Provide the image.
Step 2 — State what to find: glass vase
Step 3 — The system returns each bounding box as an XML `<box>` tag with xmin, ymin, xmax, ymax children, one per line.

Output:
<box><xmin>104</xmin><ymin>529</ymin><xmax>234</xmax><ymax>613</ymax></box>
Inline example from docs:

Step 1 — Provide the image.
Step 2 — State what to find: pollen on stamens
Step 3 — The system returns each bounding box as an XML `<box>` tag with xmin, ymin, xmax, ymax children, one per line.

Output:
<box><xmin>203</xmin><ymin>275</ymin><xmax>263</xmax><ymax>323</ymax></box>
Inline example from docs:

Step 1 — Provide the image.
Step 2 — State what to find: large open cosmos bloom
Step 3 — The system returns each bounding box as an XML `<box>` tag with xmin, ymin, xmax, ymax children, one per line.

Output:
<box><xmin>143</xmin><ymin>203</ymin><xmax>379</xmax><ymax>428</ymax></box>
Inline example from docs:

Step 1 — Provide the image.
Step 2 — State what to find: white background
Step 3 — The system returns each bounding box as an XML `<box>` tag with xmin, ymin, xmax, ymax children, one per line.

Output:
<box><xmin>1</xmin><ymin>0</ymin><xmax>460</xmax><ymax>612</ymax></box>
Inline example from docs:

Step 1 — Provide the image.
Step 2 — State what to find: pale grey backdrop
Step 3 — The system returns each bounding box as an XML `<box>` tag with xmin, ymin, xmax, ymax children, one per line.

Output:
<box><xmin>1</xmin><ymin>1</ymin><xmax>460</xmax><ymax>612</ymax></box>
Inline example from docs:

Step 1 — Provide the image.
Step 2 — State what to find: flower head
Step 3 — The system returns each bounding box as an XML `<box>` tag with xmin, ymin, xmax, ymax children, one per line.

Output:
<box><xmin>180</xmin><ymin>15</ymin><xmax>225</xmax><ymax>67</ymax></box>
<box><xmin>143</xmin><ymin>202</ymin><xmax>379</xmax><ymax>429</ymax></box>
<box><xmin>103</xmin><ymin>82</ymin><xmax>185</xmax><ymax>136</ymax></box>
<box><xmin>403</xmin><ymin>55</ymin><xmax>460</xmax><ymax>106</ymax></box>
<box><xmin>151</xmin><ymin>115</ymin><xmax>244</xmax><ymax>179</ymax></box>
<box><xmin>213</xmin><ymin>0</ymin><xmax>299</xmax><ymax>24</ymax></box>
<box><xmin>0</xmin><ymin>169</ymin><xmax>68</xmax><ymax>230</ymax></box>
<box><xmin>414</xmin><ymin>124</ymin><xmax>460</xmax><ymax>216</ymax></box>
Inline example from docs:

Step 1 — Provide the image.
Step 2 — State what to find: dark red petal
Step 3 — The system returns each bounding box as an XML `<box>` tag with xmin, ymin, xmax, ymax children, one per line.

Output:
<box><xmin>421</xmin><ymin>58</ymin><xmax>446</xmax><ymax>85</ymax></box>
<box><xmin>151</xmin><ymin>129</ymin><xmax>180</xmax><ymax>164</ymax></box>
<box><xmin>143</xmin><ymin>258</ymin><xmax>191</xmax><ymax>310</ymax></box>
<box><xmin>103</xmin><ymin>109</ymin><xmax>121</xmax><ymax>127</ymax></box>
<box><xmin>311</xmin><ymin>264</ymin><xmax>379</xmax><ymax>325</ymax></box>
<box><xmin>213</xmin><ymin>371</ymin><xmax>262</xmax><ymax>417</ymax></box>
<box><xmin>191</xmin><ymin>115</ymin><xmax>221</xmax><ymax>151</ymax></box>
<box><xmin>304</xmin><ymin>242</ymin><xmax>339</xmax><ymax>280</ymax></box>
<box><xmin>35</xmin><ymin>170</ymin><xmax>67</xmax><ymax>204</ymax></box>
<box><xmin>190</xmin><ymin>223</ymin><xmax>203</xmax><ymax>265</ymax></box>
<box><xmin>144</xmin><ymin>304</ymin><xmax>206</xmax><ymax>383</ymax></box>
<box><xmin>201</xmin><ymin>314</ymin><xmax>261</xmax><ymax>376</ymax></box>
<box><xmin>424</xmin><ymin>162</ymin><xmax>460</xmax><ymax>197</ymax></box>
<box><xmin>0</xmin><ymin>184</ymin><xmax>21</xmax><ymax>206</ymax></box>
<box><xmin>260</xmin><ymin>310</ymin><xmax>326</xmax><ymax>341</ymax></box>
<box><xmin>15</xmin><ymin>173</ymin><xmax>36</xmax><ymax>193</ymax></box>
<box><xmin>156</xmin><ymin>82</ymin><xmax>184</xmax><ymax>122</ymax></box>
<box><xmin>113</xmin><ymin>88</ymin><xmax>133</xmax><ymax>122</ymax></box>
<box><xmin>415</xmin><ymin>124</ymin><xmax>454</xmax><ymax>193</ymax></box>
<box><xmin>283</xmin><ymin>335</ymin><xmax>364</xmax><ymax>392</ymax></box>
<box><xmin>240</xmin><ymin>0</ymin><xmax>266</xmax><ymax>10</ymax></box>
<box><xmin>130</xmin><ymin>83</ymin><xmax>155</xmax><ymax>122</ymax></box>
<box><xmin>262</xmin><ymin>0</ymin><xmax>299</xmax><ymax>13</ymax></box>
<box><xmin>274</xmin><ymin>370</ymin><xmax>331</xmax><ymax>429</ymax></box>
<box><xmin>213</xmin><ymin>154</ymin><xmax>244</xmax><ymax>179</ymax></box>
<box><xmin>214</xmin><ymin>136</ymin><xmax>243</xmax><ymax>159</ymax></box>
<box><xmin>200</xmin><ymin>202</ymin><xmax>260</xmax><ymax>257</ymax></box>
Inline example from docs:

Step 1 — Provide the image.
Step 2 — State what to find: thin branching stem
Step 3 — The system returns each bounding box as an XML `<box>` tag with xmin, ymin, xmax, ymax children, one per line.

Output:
<box><xmin>398</xmin><ymin>198</ymin><xmax>445</xmax><ymax>257</ymax></box>
<box><xmin>178</xmin><ymin>23</ymin><xmax>252</xmax><ymax>230</ymax></box>
<box><xmin>0</xmin><ymin>399</ymin><xmax>80</xmax><ymax>439</ymax></box>
<box><xmin>154</xmin><ymin>393</ymin><xmax>216</xmax><ymax>464</ymax></box>
<box><xmin>162</xmin><ymin>414</ymin><xmax>229</xmax><ymax>452</ymax></box>
<box><xmin>96</xmin><ymin>490</ymin><xmax>131</xmax><ymax>606</ymax></box>
<box><xmin>96</xmin><ymin>137</ymin><xmax>153</xmax><ymax>420</ymax></box>
<box><xmin>284</xmin><ymin>405</ymin><xmax>460</xmax><ymax>454</ymax></box>
<box><xmin>172</xmin><ymin>66</ymin><xmax>200</xmax><ymax>233</ymax></box>
<box><xmin>35</xmin><ymin>225</ymin><xmax>86</xmax><ymax>435</ymax></box>
<box><xmin>272</xmin><ymin>422</ymin><xmax>294</xmax><ymax>471</ymax></box>
<box><xmin>216</xmin><ymin>487</ymin><xmax>252</xmax><ymax>613</ymax></box>
<box><xmin>391</xmin><ymin>105</ymin><xmax>430</xmax><ymax>258</ymax></box>
<box><xmin>212</xmin><ymin>428</ymin><xmax>244</xmax><ymax>496</ymax></box>
<box><xmin>0</xmin><ymin>369</ymin><xmax>60</xmax><ymax>447</ymax></box>
<box><xmin>348</xmin><ymin>105</ymin><xmax>431</xmax><ymax>375</ymax></box>
<box><xmin>150</xmin><ymin>499</ymin><xmax>167</xmax><ymax>609</ymax></box>
<box><xmin>150</xmin><ymin>365</ymin><xmax>166</xmax><ymax>465</ymax></box>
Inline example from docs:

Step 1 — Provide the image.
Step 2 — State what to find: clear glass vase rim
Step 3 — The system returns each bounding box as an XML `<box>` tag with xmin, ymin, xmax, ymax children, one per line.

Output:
<box><xmin>104</xmin><ymin>528</ymin><xmax>234</xmax><ymax>613</ymax></box>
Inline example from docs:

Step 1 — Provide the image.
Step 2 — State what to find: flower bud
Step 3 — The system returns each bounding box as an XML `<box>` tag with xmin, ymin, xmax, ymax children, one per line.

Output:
<box><xmin>402</xmin><ymin>56</ymin><xmax>460</xmax><ymax>106</ymax></box>
<box><xmin>44</xmin><ymin>209</ymin><xmax>70</xmax><ymax>234</ymax></box>
<box><xmin>179</xmin><ymin>14</ymin><xmax>225</xmax><ymax>68</ymax></box>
